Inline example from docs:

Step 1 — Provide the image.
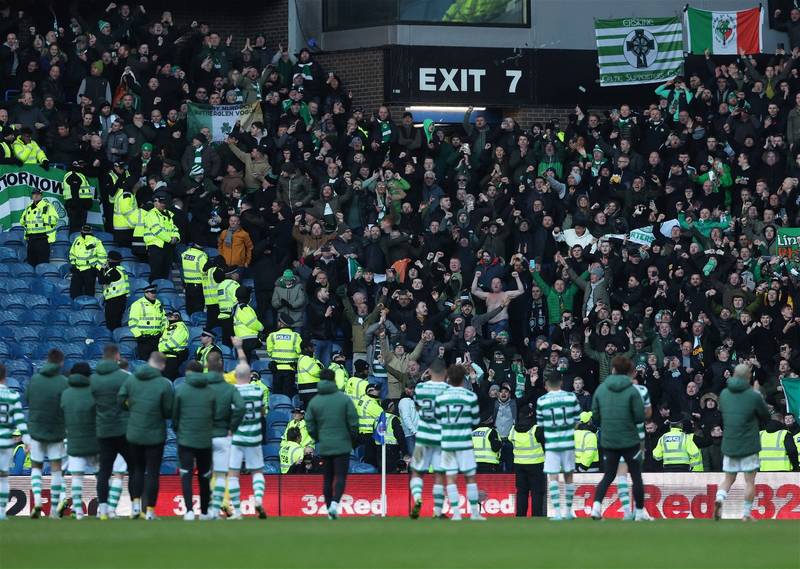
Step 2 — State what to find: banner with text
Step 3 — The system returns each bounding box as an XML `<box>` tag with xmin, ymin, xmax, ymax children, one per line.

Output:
<box><xmin>777</xmin><ymin>227</ymin><xmax>800</xmax><ymax>259</ymax></box>
<box><xmin>186</xmin><ymin>102</ymin><xmax>263</xmax><ymax>143</ymax></box>
<box><xmin>7</xmin><ymin>474</ymin><xmax>799</xmax><ymax>519</ymax></box>
<box><xmin>0</xmin><ymin>165</ymin><xmax>102</xmax><ymax>230</ymax></box>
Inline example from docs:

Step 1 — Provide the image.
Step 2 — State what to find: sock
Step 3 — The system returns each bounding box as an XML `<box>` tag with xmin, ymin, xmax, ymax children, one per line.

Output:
<box><xmin>635</xmin><ymin>507</ymin><xmax>644</xmax><ymax>519</ymax></box>
<box><xmin>98</xmin><ymin>503</ymin><xmax>107</xmax><ymax>517</ymax></box>
<box><xmin>466</xmin><ymin>483</ymin><xmax>480</xmax><ymax>516</ymax></box>
<box><xmin>51</xmin><ymin>471</ymin><xmax>63</xmax><ymax>507</ymax></box>
<box><xmin>549</xmin><ymin>481</ymin><xmax>561</xmax><ymax>517</ymax></box>
<box><xmin>432</xmin><ymin>484</ymin><xmax>444</xmax><ymax>515</ymax></box>
<box><xmin>715</xmin><ymin>489</ymin><xmax>727</xmax><ymax>503</ymax></box>
<box><xmin>252</xmin><ymin>473</ymin><xmax>265</xmax><ymax>503</ymax></box>
<box><xmin>0</xmin><ymin>476</ymin><xmax>8</xmax><ymax>514</ymax></box>
<box><xmin>31</xmin><ymin>467</ymin><xmax>43</xmax><ymax>507</ymax></box>
<box><xmin>228</xmin><ymin>476</ymin><xmax>240</xmax><ymax>512</ymax></box>
<box><xmin>211</xmin><ymin>474</ymin><xmax>226</xmax><ymax>514</ymax></box>
<box><xmin>616</xmin><ymin>475</ymin><xmax>630</xmax><ymax>514</ymax></box>
<box><xmin>132</xmin><ymin>497</ymin><xmax>141</xmax><ymax>516</ymax></box>
<box><xmin>743</xmin><ymin>500</ymin><xmax>753</xmax><ymax>518</ymax></box>
<box><xmin>592</xmin><ymin>500</ymin><xmax>602</xmax><ymax>517</ymax></box>
<box><xmin>108</xmin><ymin>477</ymin><xmax>123</xmax><ymax>511</ymax></box>
<box><xmin>71</xmin><ymin>473</ymin><xmax>83</xmax><ymax>515</ymax></box>
<box><xmin>565</xmin><ymin>483</ymin><xmax>576</xmax><ymax>514</ymax></box>
<box><xmin>410</xmin><ymin>477</ymin><xmax>424</xmax><ymax>502</ymax></box>
<box><xmin>446</xmin><ymin>484</ymin><xmax>461</xmax><ymax>518</ymax></box>
<box><xmin>330</xmin><ymin>500</ymin><xmax>338</xmax><ymax>515</ymax></box>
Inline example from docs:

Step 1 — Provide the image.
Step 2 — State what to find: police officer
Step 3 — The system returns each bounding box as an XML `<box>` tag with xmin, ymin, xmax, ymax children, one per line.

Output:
<box><xmin>0</xmin><ymin>127</ymin><xmax>22</xmax><ymax>164</ymax></box>
<box><xmin>20</xmin><ymin>187</ymin><xmax>58</xmax><ymax>266</ymax></box>
<box><xmin>297</xmin><ymin>342</ymin><xmax>322</xmax><ymax>408</ymax></box>
<box><xmin>328</xmin><ymin>351</ymin><xmax>349</xmax><ymax>391</ymax></box>
<box><xmin>131</xmin><ymin>198</ymin><xmax>149</xmax><ymax>262</ymax></box>
<box><xmin>379</xmin><ymin>400</ymin><xmax>407</xmax><ymax>473</ymax></box>
<box><xmin>279</xmin><ymin>427</ymin><xmax>306</xmax><ymax>474</ymax></box>
<box><xmin>356</xmin><ymin>384</ymin><xmax>383</xmax><ymax>467</ymax></box>
<box><xmin>128</xmin><ymin>284</ymin><xmax>166</xmax><ymax>361</ymax></box>
<box><xmin>509</xmin><ymin>408</ymin><xmax>546</xmax><ymax>517</ymax></box>
<box><xmin>144</xmin><ymin>192</ymin><xmax>179</xmax><ymax>281</ymax></box>
<box><xmin>282</xmin><ymin>408</ymin><xmax>313</xmax><ymax>448</ymax></box>
<box><xmin>12</xmin><ymin>127</ymin><xmax>48</xmax><ymax>167</ymax></box>
<box><xmin>181</xmin><ymin>242</ymin><xmax>208</xmax><ymax>315</ymax></box>
<box><xmin>653</xmin><ymin>419</ymin><xmax>703</xmax><ymax>472</ymax></box>
<box><xmin>68</xmin><ymin>224</ymin><xmax>107</xmax><ymax>298</ymax></box>
<box><xmin>203</xmin><ymin>258</ymin><xmax>224</xmax><ymax>331</ymax></box>
<box><xmin>104</xmin><ymin>161</ymin><xmax>129</xmax><ymax>234</ymax></box>
<box><xmin>195</xmin><ymin>330</ymin><xmax>223</xmax><ymax>372</ymax></box>
<box><xmin>266</xmin><ymin>314</ymin><xmax>302</xmax><ymax>397</ymax></box>
<box><xmin>217</xmin><ymin>266</ymin><xmax>241</xmax><ymax>347</ymax></box>
<box><xmin>159</xmin><ymin>310</ymin><xmax>190</xmax><ymax>380</ymax></box>
<box><xmin>758</xmin><ymin>414</ymin><xmax>799</xmax><ymax>472</ymax></box>
<box><xmin>232</xmin><ymin>286</ymin><xmax>263</xmax><ymax>363</ymax></box>
<box><xmin>98</xmin><ymin>251</ymin><xmax>129</xmax><ymax>331</ymax></box>
<box><xmin>472</xmin><ymin>418</ymin><xmax>502</xmax><ymax>473</ymax></box>
<box><xmin>110</xmin><ymin>175</ymin><xmax>137</xmax><ymax>247</ymax></box>
<box><xmin>574</xmin><ymin>411</ymin><xmax>600</xmax><ymax>473</ymax></box>
<box><xmin>63</xmin><ymin>161</ymin><xmax>95</xmax><ymax>232</ymax></box>
<box><xmin>344</xmin><ymin>360</ymin><xmax>370</xmax><ymax>402</ymax></box>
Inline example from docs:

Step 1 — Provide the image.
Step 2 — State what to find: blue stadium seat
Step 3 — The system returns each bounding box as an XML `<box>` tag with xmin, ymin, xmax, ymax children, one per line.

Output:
<box><xmin>0</xmin><ymin>341</ymin><xmax>12</xmax><ymax>359</ymax></box>
<box><xmin>0</xmin><ymin>246</ymin><xmax>21</xmax><ymax>263</ymax></box>
<box><xmin>0</xmin><ymin>308</ymin><xmax>27</xmax><ymax>325</ymax></box>
<box><xmin>350</xmin><ymin>462</ymin><xmax>378</xmax><ymax>474</ymax></box>
<box><xmin>157</xmin><ymin>293</ymin><xmax>183</xmax><ymax>311</ymax></box>
<box><xmin>268</xmin><ymin>394</ymin><xmax>293</xmax><ymax>411</ymax></box>
<box><xmin>86</xmin><ymin>342</ymin><xmax>105</xmax><ymax>359</ymax></box>
<box><xmin>0</xmin><ymin>325</ymin><xmax>13</xmax><ymax>339</ymax></box>
<box><xmin>6</xmin><ymin>278</ymin><xmax>33</xmax><ymax>293</ymax></box>
<box><xmin>188</xmin><ymin>326</ymin><xmax>204</xmax><ymax>342</ymax></box>
<box><xmin>16</xmin><ymin>341</ymin><xmax>39</xmax><ymax>358</ymax></box>
<box><xmin>34</xmin><ymin>262</ymin><xmax>65</xmax><ymax>278</ymax></box>
<box><xmin>0</xmin><ymin>265</ymin><xmax>10</xmax><ymax>278</ymax></box>
<box><xmin>130</xmin><ymin>278</ymin><xmax>150</xmax><ymax>294</ymax></box>
<box><xmin>127</xmin><ymin>263</ymin><xmax>151</xmax><ymax>279</ymax></box>
<box><xmin>118</xmin><ymin>341</ymin><xmax>137</xmax><ymax>359</ymax></box>
<box><xmin>50</xmin><ymin>293</ymin><xmax>72</xmax><ymax>308</ymax></box>
<box><xmin>7</xmin><ymin>263</ymin><xmax>35</xmax><ymax>278</ymax></box>
<box><xmin>63</xmin><ymin>328</ymin><xmax>91</xmax><ymax>343</ymax></box>
<box><xmin>73</xmin><ymin>295</ymin><xmax>100</xmax><ymax>309</ymax></box>
<box><xmin>264</xmin><ymin>460</ymin><xmax>280</xmax><ymax>474</ymax></box>
<box><xmin>159</xmin><ymin>461</ymin><xmax>177</xmax><ymax>475</ymax></box>
<box><xmin>42</xmin><ymin>328</ymin><xmax>67</xmax><ymax>343</ymax></box>
<box><xmin>61</xmin><ymin>344</ymin><xmax>89</xmax><ymax>360</ymax></box>
<box><xmin>19</xmin><ymin>293</ymin><xmax>49</xmax><ymax>310</ymax></box>
<box><xmin>267</xmin><ymin>410</ymin><xmax>290</xmax><ymax>427</ymax></box>
<box><xmin>68</xmin><ymin>310</ymin><xmax>100</xmax><ymax>327</ymax></box>
<box><xmin>219</xmin><ymin>344</ymin><xmax>234</xmax><ymax>359</ymax></box>
<box><xmin>262</xmin><ymin>443</ymin><xmax>280</xmax><ymax>461</ymax></box>
<box><xmin>5</xmin><ymin>359</ymin><xmax>32</xmax><ymax>378</ymax></box>
<box><xmin>50</xmin><ymin>244</ymin><xmax>69</xmax><ymax>261</ymax></box>
<box><xmin>113</xmin><ymin>326</ymin><xmax>134</xmax><ymax>343</ymax></box>
<box><xmin>94</xmin><ymin>230</ymin><xmax>113</xmax><ymax>243</ymax></box>
<box><xmin>151</xmin><ymin>278</ymin><xmax>176</xmax><ymax>293</ymax></box>
<box><xmin>12</xmin><ymin>325</ymin><xmax>44</xmax><ymax>342</ymax></box>
<box><xmin>90</xmin><ymin>326</ymin><xmax>113</xmax><ymax>343</ymax></box>
<box><xmin>189</xmin><ymin>312</ymin><xmax>207</xmax><ymax>327</ymax></box>
<box><xmin>0</xmin><ymin>228</ymin><xmax>25</xmax><ymax>246</ymax></box>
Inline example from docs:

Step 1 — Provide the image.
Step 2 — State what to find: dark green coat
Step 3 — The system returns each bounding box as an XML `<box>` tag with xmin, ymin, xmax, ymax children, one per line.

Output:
<box><xmin>305</xmin><ymin>380</ymin><xmax>359</xmax><ymax>456</ymax></box>
<box><xmin>173</xmin><ymin>372</ymin><xmax>216</xmax><ymax>449</ymax></box>
<box><xmin>90</xmin><ymin>359</ymin><xmax>129</xmax><ymax>438</ymax></box>
<box><xmin>591</xmin><ymin>374</ymin><xmax>645</xmax><ymax>450</ymax></box>
<box><xmin>118</xmin><ymin>365</ymin><xmax>174</xmax><ymax>446</ymax></box>
<box><xmin>720</xmin><ymin>377</ymin><xmax>770</xmax><ymax>458</ymax></box>
<box><xmin>60</xmin><ymin>374</ymin><xmax>98</xmax><ymax>457</ymax></box>
<box><xmin>26</xmin><ymin>363</ymin><xmax>68</xmax><ymax>442</ymax></box>
<box><xmin>206</xmin><ymin>372</ymin><xmax>244</xmax><ymax>438</ymax></box>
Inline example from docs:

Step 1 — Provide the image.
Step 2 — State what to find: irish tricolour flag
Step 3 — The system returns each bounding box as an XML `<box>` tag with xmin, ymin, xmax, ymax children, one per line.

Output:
<box><xmin>686</xmin><ymin>6</ymin><xmax>763</xmax><ymax>55</ymax></box>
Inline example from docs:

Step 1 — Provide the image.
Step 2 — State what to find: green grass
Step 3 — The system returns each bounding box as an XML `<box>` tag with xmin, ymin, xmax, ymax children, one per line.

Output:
<box><xmin>1</xmin><ymin>518</ymin><xmax>798</xmax><ymax>569</ymax></box>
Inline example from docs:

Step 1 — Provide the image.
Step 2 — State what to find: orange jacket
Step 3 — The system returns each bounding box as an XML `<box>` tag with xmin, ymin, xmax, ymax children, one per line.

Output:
<box><xmin>218</xmin><ymin>228</ymin><xmax>253</xmax><ymax>267</ymax></box>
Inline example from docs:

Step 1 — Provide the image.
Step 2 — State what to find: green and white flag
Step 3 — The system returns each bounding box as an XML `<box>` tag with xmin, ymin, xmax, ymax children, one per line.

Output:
<box><xmin>0</xmin><ymin>165</ymin><xmax>102</xmax><ymax>230</ymax></box>
<box><xmin>347</xmin><ymin>257</ymin><xmax>362</xmax><ymax>282</ymax></box>
<box><xmin>595</xmin><ymin>17</ymin><xmax>684</xmax><ymax>86</ymax></box>
<box><xmin>187</xmin><ymin>102</ymin><xmax>263</xmax><ymax>143</ymax></box>
<box><xmin>781</xmin><ymin>377</ymin><xmax>800</xmax><ymax>419</ymax></box>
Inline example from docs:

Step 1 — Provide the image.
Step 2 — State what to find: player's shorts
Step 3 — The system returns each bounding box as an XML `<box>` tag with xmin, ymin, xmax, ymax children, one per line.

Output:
<box><xmin>112</xmin><ymin>454</ymin><xmax>127</xmax><ymax>474</ymax></box>
<box><xmin>440</xmin><ymin>449</ymin><xmax>477</xmax><ymax>476</ymax></box>
<box><xmin>0</xmin><ymin>447</ymin><xmax>13</xmax><ymax>472</ymax></box>
<box><xmin>544</xmin><ymin>449</ymin><xmax>575</xmax><ymax>474</ymax></box>
<box><xmin>68</xmin><ymin>455</ymin><xmax>98</xmax><ymax>473</ymax></box>
<box><xmin>410</xmin><ymin>444</ymin><xmax>443</xmax><ymax>473</ymax></box>
<box><xmin>229</xmin><ymin>444</ymin><xmax>264</xmax><ymax>471</ymax></box>
<box><xmin>212</xmin><ymin>436</ymin><xmax>232</xmax><ymax>472</ymax></box>
<box><xmin>30</xmin><ymin>440</ymin><xmax>65</xmax><ymax>463</ymax></box>
<box><xmin>723</xmin><ymin>453</ymin><xmax>760</xmax><ymax>473</ymax></box>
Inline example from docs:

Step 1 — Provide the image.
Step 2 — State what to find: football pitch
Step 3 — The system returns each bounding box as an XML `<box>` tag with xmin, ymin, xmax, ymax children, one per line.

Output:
<box><xmin>1</xmin><ymin>518</ymin><xmax>799</xmax><ymax>569</ymax></box>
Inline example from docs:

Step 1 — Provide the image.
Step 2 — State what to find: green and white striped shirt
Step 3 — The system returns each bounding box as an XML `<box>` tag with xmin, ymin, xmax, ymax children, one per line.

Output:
<box><xmin>0</xmin><ymin>385</ymin><xmax>28</xmax><ymax>449</ymax></box>
<box><xmin>634</xmin><ymin>384</ymin><xmax>650</xmax><ymax>441</ymax></box>
<box><xmin>536</xmin><ymin>390</ymin><xmax>581</xmax><ymax>451</ymax></box>
<box><xmin>232</xmin><ymin>384</ymin><xmax>263</xmax><ymax>447</ymax></box>
<box><xmin>434</xmin><ymin>386</ymin><xmax>479</xmax><ymax>451</ymax></box>
<box><xmin>414</xmin><ymin>381</ymin><xmax>449</xmax><ymax>447</ymax></box>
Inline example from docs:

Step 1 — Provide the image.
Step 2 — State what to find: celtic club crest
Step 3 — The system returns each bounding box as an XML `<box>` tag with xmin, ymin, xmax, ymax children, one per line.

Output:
<box><xmin>713</xmin><ymin>14</ymin><xmax>735</xmax><ymax>47</ymax></box>
<box><xmin>624</xmin><ymin>29</ymin><xmax>657</xmax><ymax>69</ymax></box>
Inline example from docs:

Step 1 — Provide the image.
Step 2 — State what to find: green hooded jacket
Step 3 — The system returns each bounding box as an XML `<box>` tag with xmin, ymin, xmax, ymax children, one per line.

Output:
<box><xmin>26</xmin><ymin>363</ymin><xmax>68</xmax><ymax>442</ymax></box>
<box><xmin>591</xmin><ymin>374</ymin><xmax>645</xmax><ymax>450</ymax></box>
<box><xmin>173</xmin><ymin>372</ymin><xmax>216</xmax><ymax>449</ymax></box>
<box><xmin>90</xmin><ymin>359</ymin><xmax>129</xmax><ymax>438</ymax></box>
<box><xmin>117</xmin><ymin>365</ymin><xmax>174</xmax><ymax>446</ymax></box>
<box><xmin>719</xmin><ymin>377</ymin><xmax>770</xmax><ymax>458</ymax></box>
<box><xmin>206</xmin><ymin>372</ymin><xmax>244</xmax><ymax>438</ymax></box>
<box><xmin>305</xmin><ymin>379</ymin><xmax>359</xmax><ymax>456</ymax></box>
<box><xmin>60</xmin><ymin>374</ymin><xmax>98</xmax><ymax>457</ymax></box>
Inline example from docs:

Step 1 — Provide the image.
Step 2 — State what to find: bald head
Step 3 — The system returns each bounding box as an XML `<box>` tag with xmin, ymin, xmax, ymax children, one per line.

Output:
<box><xmin>733</xmin><ymin>363</ymin><xmax>752</xmax><ymax>382</ymax></box>
<box><xmin>235</xmin><ymin>362</ymin><xmax>251</xmax><ymax>384</ymax></box>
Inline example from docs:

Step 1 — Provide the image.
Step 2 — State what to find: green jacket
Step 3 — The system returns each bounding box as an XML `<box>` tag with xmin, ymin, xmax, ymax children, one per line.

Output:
<box><xmin>584</xmin><ymin>341</ymin><xmax>633</xmax><ymax>384</ymax></box>
<box><xmin>719</xmin><ymin>377</ymin><xmax>770</xmax><ymax>458</ymax></box>
<box><xmin>26</xmin><ymin>363</ymin><xmax>68</xmax><ymax>442</ymax></box>
<box><xmin>173</xmin><ymin>372</ymin><xmax>216</xmax><ymax>449</ymax></box>
<box><xmin>60</xmin><ymin>374</ymin><xmax>98</xmax><ymax>457</ymax></box>
<box><xmin>118</xmin><ymin>365</ymin><xmax>174</xmax><ymax>446</ymax></box>
<box><xmin>90</xmin><ymin>360</ymin><xmax>129</xmax><ymax>438</ymax></box>
<box><xmin>532</xmin><ymin>271</ymin><xmax>581</xmax><ymax>325</ymax></box>
<box><xmin>206</xmin><ymin>372</ymin><xmax>244</xmax><ymax>438</ymax></box>
<box><xmin>305</xmin><ymin>380</ymin><xmax>359</xmax><ymax>456</ymax></box>
<box><xmin>591</xmin><ymin>374</ymin><xmax>645</xmax><ymax>450</ymax></box>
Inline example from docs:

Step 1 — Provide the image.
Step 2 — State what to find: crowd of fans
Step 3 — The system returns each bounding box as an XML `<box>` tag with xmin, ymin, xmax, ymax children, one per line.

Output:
<box><xmin>1</xmin><ymin>2</ymin><xmax>800</xmax><ymax>474</ymax></box>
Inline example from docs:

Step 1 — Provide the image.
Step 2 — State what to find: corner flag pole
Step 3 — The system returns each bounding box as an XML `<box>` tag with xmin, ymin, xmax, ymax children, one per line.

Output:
<box><xmin>381</xmin><ymin>443</ymin><xmax>387</xmax><ymax>517</ymax></box>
